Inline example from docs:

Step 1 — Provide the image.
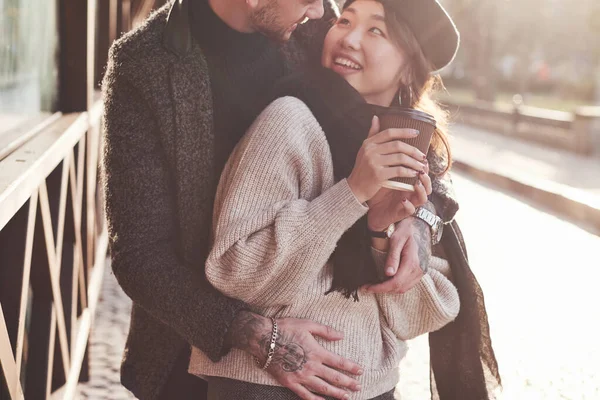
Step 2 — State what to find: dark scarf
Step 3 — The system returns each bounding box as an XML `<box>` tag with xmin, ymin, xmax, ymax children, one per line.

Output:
<box><xmin>274</xmin><ymin>66</ymin><xmax>381</xmax><ymax>300</ymax></box>
<box><xmin>272</xmin><ymin>66</ymin><xmax>502</xmax><ymax>399</ymax></box>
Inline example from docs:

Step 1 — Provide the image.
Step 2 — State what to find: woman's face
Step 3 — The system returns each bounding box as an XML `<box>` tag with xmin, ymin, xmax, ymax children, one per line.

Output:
<box><xmin>321</xmin><ymin>0</ymin><xmax>406</xmax><ymax>107</ymax></box>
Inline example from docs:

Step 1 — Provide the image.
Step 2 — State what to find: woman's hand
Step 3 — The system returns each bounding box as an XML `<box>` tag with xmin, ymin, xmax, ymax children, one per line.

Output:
<box><xmin>367</xmin><ymin>161</ymin><xmax>432</xmax><ymax>232</ymax></box>
<box><xmin>363</xmin><ymin>213</ymin><xmax>432</xmax><ymax>294</ymax></box>
<box><xmin>347</xmin><ymin>116</ymin><xmax>427</xmax><ymax>204</ymax></box>
<box><xmin>227</xmin><ymin>312</ymin><xmax>363</xmax><ymax>400</ymax></box>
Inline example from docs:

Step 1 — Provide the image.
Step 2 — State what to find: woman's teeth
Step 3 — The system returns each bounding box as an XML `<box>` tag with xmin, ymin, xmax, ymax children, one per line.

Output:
<box><xmin>334</xmin><ymin>57</ymin><xmax>361</xmax><ymax>70</ymax></box>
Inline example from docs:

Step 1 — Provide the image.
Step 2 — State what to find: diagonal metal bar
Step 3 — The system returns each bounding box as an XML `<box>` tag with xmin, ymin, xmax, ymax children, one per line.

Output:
<box><xmin>69</xmin><ymin>143</ymin><xmax>87</xmax><ymax>311</ymax></box>
<box><xmin>63</xmin><ymin>227</ymin><xmax>108</xmax><ymax>400</ymax></box>
<box><xmin>45</xmin><ymin>308</ymin><xmax>58</xmax><ymax>399</ymax></box>
<box><xmin>54</xmin><ymin>154</ymin><xmax>72</xmax><ymax>270</ymax></box>
<box><xmin>38</xmin><ymin>181</ymin><xmax>71</xmax><ymax>378</ymax></box>
<box><xmin>0</xmin><ymin>305</ymin><xmax>25</xmax><ymax>400</ymax></box>
<box><xmin>86</xmin><ymin>128</ymin><xmax>97</xmax><ymax>272</ymax></box>
<box><xmin>15</xmin><ymin>191</ymin><xmax>38</xmax><ymax>376</ymax></box>
<box><xmin>70</xmin><ymin>244</ymin><xmax>80</xmax><ymax>356</ymax></box>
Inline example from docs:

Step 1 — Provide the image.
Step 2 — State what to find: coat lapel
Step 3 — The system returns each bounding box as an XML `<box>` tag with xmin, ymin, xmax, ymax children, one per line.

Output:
<box><xmin>168</xmin><ymin>46</ymin><xmax>215</xmax><ymax>264</ymax></box>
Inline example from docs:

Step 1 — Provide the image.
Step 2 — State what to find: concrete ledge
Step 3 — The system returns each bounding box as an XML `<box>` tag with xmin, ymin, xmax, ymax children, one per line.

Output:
<box><xmin>453</xmin><ymin>158</ymin><xmax>600</xmax><ymax>234</ymax></box>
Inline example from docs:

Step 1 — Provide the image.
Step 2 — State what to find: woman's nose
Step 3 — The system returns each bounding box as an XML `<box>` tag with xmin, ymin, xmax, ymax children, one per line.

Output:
<box><xmin>341</xmin><ymin>30</ymin><xmax>362</xmax><ymax>50</ymax></box>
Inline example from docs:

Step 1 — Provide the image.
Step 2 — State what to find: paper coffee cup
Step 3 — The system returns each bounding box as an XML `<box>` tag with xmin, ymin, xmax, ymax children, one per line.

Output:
<box><xmin>370</xmin><ymin>105</ymin><xmax>437</xmax><ymax>192</ymax></box>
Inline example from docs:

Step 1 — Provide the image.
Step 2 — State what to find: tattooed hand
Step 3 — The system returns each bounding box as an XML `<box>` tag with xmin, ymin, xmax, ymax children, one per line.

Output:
<box><xmin>363</xmin><ymin>201</ymin><xmax>435</xmax><ymax>294</ymax></box>
<box><xmin>226</xmin><ymin>312</ymin><xmax>363</xmax><ymax>400</ymax></box>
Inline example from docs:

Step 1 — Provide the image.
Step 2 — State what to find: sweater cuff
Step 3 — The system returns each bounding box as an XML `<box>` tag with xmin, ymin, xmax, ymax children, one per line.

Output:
<box><xmin>308</xmin><ymin>178</ymin><xmax>368</xmax><ymax>240</ymax></box>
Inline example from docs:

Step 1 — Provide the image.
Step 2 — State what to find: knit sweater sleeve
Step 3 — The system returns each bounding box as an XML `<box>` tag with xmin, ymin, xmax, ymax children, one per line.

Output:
<box><xmin>370</xmin><ymin>249</ymin><xmax>460</xmax><ymax>340</ymax></box>
<box><xmin>206</xmin><ymin>97</ymin><xmax>368</xmax><ymax>307</ymax></box>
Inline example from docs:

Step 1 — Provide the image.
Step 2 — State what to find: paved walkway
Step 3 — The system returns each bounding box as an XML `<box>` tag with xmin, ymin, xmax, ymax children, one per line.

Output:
<box><xmin>451</xmin><ymin>124</ymin><xmax>600</xmax><ymax>232</ymax></box>
<box><xmin>451</xmin><ymin>124</ymin><xmax>600</xmax><ymax>199</ymax></box>
<box><xmin>78</xmin><ymin>267</ymin><xmax>135</xmax><ymax>400</ymax></box>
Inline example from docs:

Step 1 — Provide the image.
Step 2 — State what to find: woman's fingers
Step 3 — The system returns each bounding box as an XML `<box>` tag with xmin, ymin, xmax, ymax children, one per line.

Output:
<box><xmin>366</xmin><ymin>115</ymin><xmax>381</xmax><ymax>138</ymax></box>
<box><xmin>420</xmin><ymin>171</ymin><xmax>432</xmax><ymax>196</ymax></box>
<box><xmin>382</xmin><ymin>166</ymin><xmax>420</xmax><ymax>180</ymax></box>
<box><xmin>400</xmin><ymin>198</ymin><xmax>416</xmax><ymax>218</ymax></box>
<box><xmin>304</xmin><ymin>377</ymin><xmax>351</xmax><ymax>400</ymax></box>
<box><xmin>376</xmin><ymin>139</ymin><xmax>425</xmax><ymax>161</ymax></box>
<box><xmin>379</xmin><ymin>153</ymin><xmax>425</xmax><ymax>172</ymax></box>
<box><xmin>412</xmin><ymin>179</ymin><xmax>428</xmax><ymax>207</ymax></box>
<box><xmin>370</xmin><ymin>127</ymin><xmax>420</xmax><ymax>144</ymax></box>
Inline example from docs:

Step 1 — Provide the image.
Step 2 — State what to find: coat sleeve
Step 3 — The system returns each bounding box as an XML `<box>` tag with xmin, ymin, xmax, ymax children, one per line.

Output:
<box><xmin>101</xmin><ymin>49</ymin><xmax>246</xmax><ymax>362</ymax></box>
<box><xmin>205</xmin><ymin>98</ymin><xmax>368</xmax><ymax>307</ymax></box>
<box><xmin>370</xmin><ymin>249</ymin><xmax>460</xmax><ymax>341</ymax></box>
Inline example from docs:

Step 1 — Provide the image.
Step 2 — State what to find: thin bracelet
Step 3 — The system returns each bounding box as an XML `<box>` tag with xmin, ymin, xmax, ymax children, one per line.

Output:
<box><xmin>255</xmin><ymin>318</ymin><xmax>278</xmax><ymax>370</ymax></box>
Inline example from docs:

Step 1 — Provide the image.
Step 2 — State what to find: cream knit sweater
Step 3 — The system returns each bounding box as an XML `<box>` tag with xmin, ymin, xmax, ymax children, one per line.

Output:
<box><xmin>189</xmin><ymin>97</ymin><xmax>460</xmax><ymax>399</ymax></box>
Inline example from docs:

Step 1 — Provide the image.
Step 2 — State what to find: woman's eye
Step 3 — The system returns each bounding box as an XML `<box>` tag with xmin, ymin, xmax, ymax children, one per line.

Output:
<box><xmin>337</xmin><ymin>18</ymin><xmax>350</xmax><ymax>25</ymax></box>
<box><xmin>370</xmin><ymin>27</ymin><xmax>384</xmax><ymax>36</ymax></box>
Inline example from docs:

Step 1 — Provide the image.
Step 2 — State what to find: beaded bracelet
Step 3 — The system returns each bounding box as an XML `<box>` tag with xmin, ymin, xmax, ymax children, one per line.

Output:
<box><xmin>255</xmin><ymin>318</ymin><xmax>278</xmax><ymax>370</ymax></box>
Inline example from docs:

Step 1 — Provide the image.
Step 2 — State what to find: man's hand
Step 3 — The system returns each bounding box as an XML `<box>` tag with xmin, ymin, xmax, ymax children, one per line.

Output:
<box><xmin>363</xmin><ymin>204</ymin><xmax>435</xmax><ymax>294</ymax></box>
<box><xmin>226</xmin><ymin>312</ymin><xmax>363</xmax><ymax>400</ymax></box>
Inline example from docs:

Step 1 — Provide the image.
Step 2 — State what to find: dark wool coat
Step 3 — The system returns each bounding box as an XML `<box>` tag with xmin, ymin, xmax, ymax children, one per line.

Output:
<box><xmin>101</xmin><ymin>1</ymin><xmax>460</xmax><ymax>399</ymax></box>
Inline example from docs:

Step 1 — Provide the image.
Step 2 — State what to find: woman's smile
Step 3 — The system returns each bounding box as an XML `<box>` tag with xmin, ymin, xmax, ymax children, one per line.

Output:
<box><xmin>321</xmin><ymin>0</ymin><xmax>407</xmax><ymax>107</ymax></box>
<box><xmin>331</xmin><ymin>53</ymin><xmax>363</xmax><ymax>74</ymax></box>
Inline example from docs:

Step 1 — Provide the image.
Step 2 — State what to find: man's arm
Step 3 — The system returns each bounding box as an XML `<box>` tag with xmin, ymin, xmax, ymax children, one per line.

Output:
<box><xmin>102</xmin><ymin>51</ymin><xmax>246</xmax><ymax>361</ymax></box>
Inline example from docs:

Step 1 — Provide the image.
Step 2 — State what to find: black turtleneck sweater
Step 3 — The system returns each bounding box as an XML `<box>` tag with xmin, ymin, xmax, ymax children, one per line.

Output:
<box><xmin>189</xmin><ymin>0</ymin><xmax>287</xmax><ymax>175</ymax></box>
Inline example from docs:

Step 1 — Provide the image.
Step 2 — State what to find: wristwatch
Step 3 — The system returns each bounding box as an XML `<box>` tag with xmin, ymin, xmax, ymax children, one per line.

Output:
<box><xmin>368</xmin><ymin>222</ymin><xmax>396</xmax><ymax>239</ymax></box>
<box><xmin>413</xmin><ymin>207</ymin><xmax>444</xmax><ymax>245</ymax></box>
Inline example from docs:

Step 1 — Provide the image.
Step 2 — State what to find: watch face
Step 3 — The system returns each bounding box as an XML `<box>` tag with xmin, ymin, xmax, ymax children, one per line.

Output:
<box><xmin>436</xmin><ymin>227</ymin><xmax>443</xmax><ymax>243</ymax></box>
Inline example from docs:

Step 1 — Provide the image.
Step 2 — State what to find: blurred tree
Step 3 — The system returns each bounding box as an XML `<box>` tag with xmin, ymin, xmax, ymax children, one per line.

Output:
<box><xmin>442</xmin><ymin>0</ymin><xmax>599</xmax><ymax>104</ymax></box>
<box><xmin>442</xmin><ymin>0</ymin><xmax>498</xmax><ymax>101</ymax></box>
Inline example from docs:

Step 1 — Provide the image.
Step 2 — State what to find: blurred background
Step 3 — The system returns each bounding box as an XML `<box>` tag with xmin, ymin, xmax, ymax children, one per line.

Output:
<box><xmin>1</xmin><ymin>0</ymin><xmax>599</xmax><ymax>399</ymax></box>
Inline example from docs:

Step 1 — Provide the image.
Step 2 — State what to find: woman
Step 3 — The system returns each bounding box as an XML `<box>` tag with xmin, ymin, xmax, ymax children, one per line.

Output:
<box><xmin>189</xmin><ymin>0</ymin><xmax>500</xmax><ymax>399</ymax></box>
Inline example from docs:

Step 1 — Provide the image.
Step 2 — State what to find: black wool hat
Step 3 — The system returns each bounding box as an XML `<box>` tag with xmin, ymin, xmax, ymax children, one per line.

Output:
<box><xmin>343</xmin><ymin>0</ymin><xmax>460</xmax><ymax>73</ymax></box>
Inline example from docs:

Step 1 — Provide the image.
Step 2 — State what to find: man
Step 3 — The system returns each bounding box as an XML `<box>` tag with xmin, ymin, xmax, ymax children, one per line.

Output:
<box><xmin>101</xmin><ymin>0</ymin><xmax>459</xmax><ymax>399</ymax></box>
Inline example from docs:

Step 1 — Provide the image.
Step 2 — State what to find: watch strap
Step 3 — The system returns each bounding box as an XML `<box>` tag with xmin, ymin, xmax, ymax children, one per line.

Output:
<box><xmin>367</xmin><ymin>229</ymin><xmax>389</xmax><ymax>238</ymax></box>
<box><xmin>367</xmin><ymin>223</ymin><xmax>395</xmax><ymax>239</ymax></box>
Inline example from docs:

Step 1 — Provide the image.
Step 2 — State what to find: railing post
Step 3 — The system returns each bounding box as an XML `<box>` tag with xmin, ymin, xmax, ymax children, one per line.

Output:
<box><xmin>512</xmin><ymin>94</ymin><xmax>524</xmax><ymax>134</ymax></box>
<box><xmin>573</xmin><ymin>106</ymin><xmax>600</xmax><ymax>156</ymax></box>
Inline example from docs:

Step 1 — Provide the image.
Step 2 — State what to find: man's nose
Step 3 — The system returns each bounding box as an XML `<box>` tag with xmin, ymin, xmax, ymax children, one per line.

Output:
<box><xmin>306</xmin><ymin>1</ymin><xmax>325</xmax><ymax>20</ymax></box>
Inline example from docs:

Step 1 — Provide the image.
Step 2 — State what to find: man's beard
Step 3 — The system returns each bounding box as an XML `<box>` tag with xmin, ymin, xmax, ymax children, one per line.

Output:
<box><xmin>250</xmin><ymin>0</ymin><xmax>290</xmax><ymax>43</ymax></box>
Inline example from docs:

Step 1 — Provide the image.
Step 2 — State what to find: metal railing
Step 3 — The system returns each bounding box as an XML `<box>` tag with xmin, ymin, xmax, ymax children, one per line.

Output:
<box><xmin>0</xmin><ymin>101</ymin><xmax>106</xmax><ymax>399</ymax></box>
<box><xmin>1</xmin><ymin>1</ymin><xmax>167</xmax><ymax>397</ymax></box>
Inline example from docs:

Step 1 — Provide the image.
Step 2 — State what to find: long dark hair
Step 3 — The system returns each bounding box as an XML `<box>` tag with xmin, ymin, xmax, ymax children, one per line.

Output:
<box><xmin>343</xmin><ymin>0</ymin><xmax>452</xmax><ymax>176</ymax></box>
